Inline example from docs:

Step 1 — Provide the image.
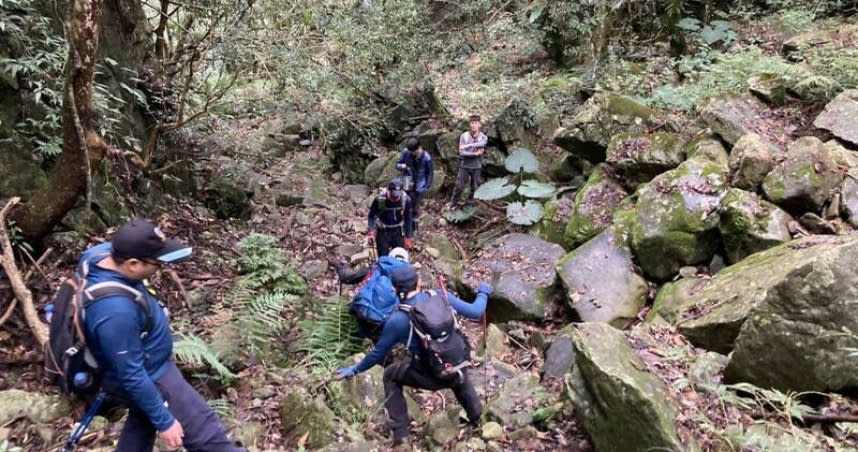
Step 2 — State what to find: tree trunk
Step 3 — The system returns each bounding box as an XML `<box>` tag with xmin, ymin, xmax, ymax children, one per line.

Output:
<box><xmin>12</xmin><ymin>0</ymin><xmax>109</xmax><ymax>242</ymax></box>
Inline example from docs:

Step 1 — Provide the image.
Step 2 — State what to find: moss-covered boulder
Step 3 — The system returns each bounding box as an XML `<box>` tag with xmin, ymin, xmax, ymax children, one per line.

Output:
<box><xmin>553</xmin><ymin>93</ymin><xmax>655</xmax><ymax>163</ymax></box>
<box><xmin>564</xmin><ymin>166</ymin><xmax>627</xmax><ymax>248</ymax></box>
<box><xmin>700</xmin><ymin>96</ymin><xmax>784</xmax><ymax>152</ymax></box>
<box><xmin>557</xmin><ymin>230</ymin><xmax>648</xmax><ymax>328</ymax></box>
<box><xmin>729</xmin><ymin>133</ymin><xmax>775</xmax><ymax>191</ymax></box>
<box><xmin>631</xmin><ymin>158</ymin><xmax>728</xmax><ymax>280</ymax></box>
<box><xmin>487</xmin><ymin>373</ymin><xmax>551</xmax><ymax>430</ymax></box>
<box><xmin>548</xmin><ymin>154</ymin><xmax>592</xmax><ymax>184</ymax></box>
<box><xmin>674</xmin><ymin>235</ymin><xmax>858</xmax><ymax>391</ymax></box>
<box><xmin>279</xmin><ymin>387</ymin><xmax>336</xmax><ymax>449</ymax></box>
<box><xmin>0</xmin><ymin>389</ymin><xmax>71</xmax><ymax>424</ymax></box>
<box><xmin>426</xmin><ymin>231</ymin><xmax>465</xmax><ymax>281</ymax></box>
<box><xmin>782</xmin><ymin>24</ymin><xmax>858</xmax><ymax>60</ymax></box>
<box><xmin>813</xmin><ymin>89</ymin><xmax>858</xmax><ymax>146</ymax></box>
<box><xmin>481</xmin><ymin>234</ymin><xmax>566</xmax><ymax>322</ymax></box>
<box><xmin>719</xmin><ymin>189</ymin><xmax>793</xmax><ymax>264</ymax></box>
<box><xmin>535</xmin><ymin>192</ymin><xmax>576</xmax><ymax>246</ymax></box>
<box><xmin>762</xmin><ymin>136</ymin><xmax>842</xmax><ymax>213</ymax></box>
<box><xmin>686</xmin><ymin>135</ymin><xmax>729</xmax><ymax>170</ymax></box>
<box><xmin>648</xmin><ymin>277</ymin><xmax>711</xmax><ymax>324</ymax></box>
<box><xmin>565</xmin><ymin>323</ymin><xmax>681</xmax><ymax>452</ymax></box>
<box><xmin>0</xmin><ymin>140</ymin><xmax>47</xmax><ymax>200</ymax></box>
<box><xmin>201</xmin><ymin>175</ymin><xmax>253</xmax><ymax>220</ymax></box>
<box><xmin>363</xmin><ymin>152</ymin><xmax>401</xmax><ymax>188</ymax></box>
<box><xmin>606</xmin><ymin>132</ymin><xmax>685</xmax><ymax>186</ymax></box>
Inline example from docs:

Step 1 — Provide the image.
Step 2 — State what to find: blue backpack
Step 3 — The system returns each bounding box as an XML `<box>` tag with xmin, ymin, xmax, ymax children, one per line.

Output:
<box><xmin>349</xmin><ymin>256</ymin><xmax>410</xmax><ymax>335</ymax></box>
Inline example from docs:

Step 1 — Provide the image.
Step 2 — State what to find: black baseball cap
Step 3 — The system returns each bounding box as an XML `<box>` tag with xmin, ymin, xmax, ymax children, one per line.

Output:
<box><xmin>391</xmin><ymin>266</ymin><xmax>419</xmax><ymax>293</ymax></box>
<box><xmin>111</xmin><ymin>219</ymin><xmax>192</xmax><ymax>264</ymax></box>
<box><xmin>387</xmin><ymin>178</ymin><xmax>404</xmax><ymax>201</ymax></box>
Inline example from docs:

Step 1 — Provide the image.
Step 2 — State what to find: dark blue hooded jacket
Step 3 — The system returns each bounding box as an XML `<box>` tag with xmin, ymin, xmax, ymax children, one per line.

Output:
<box><xmin>79</xmin><ymin>243</ymin><xmax>175</xmax><ymax>431</ymax></box>
<box><xmin>398</xmin><ymin>149</ymin><xmax>434</xmax><ymax>194</ymax></box>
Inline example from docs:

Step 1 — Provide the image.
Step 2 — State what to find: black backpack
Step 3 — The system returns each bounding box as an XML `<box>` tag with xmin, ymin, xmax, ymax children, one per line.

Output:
<box><xmin>45</xmin><ymin>251</ymin><xmax>154</xmax><ymax>394</ymax></box>
<box><xmin>401</xmin><ymin>289</ymin><xmax>472</xmax><ymax>382</ymax></box>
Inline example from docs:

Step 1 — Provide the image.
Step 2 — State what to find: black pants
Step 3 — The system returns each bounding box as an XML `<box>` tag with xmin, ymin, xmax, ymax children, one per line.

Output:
<box><xmin>383</xmin><ymin>361</ymin><xmax>482</xmax><ymax>440</ymax></box>
<box><xmin>451</xmin><ymin>167</ymin><xmax>481</xmax><ymax>205</ymax></box>
<box><xmin>408</xmin><ymin>190</ymin><xmax>423</xmax><ymax>236</ymax></box>
<box><xmin>376</xmin><ymin>226</ymin><xmax>404</xmax><ymax>257</ymax></box>
<box><xmin>105</xmin><ymin>362</ymin><xmax>244</xmax><ymax>452</ymax></box>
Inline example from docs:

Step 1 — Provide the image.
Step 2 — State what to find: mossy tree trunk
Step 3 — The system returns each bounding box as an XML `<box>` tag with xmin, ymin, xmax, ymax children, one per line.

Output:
<box><xmin>13</xmin><ymin>0</ymin><xmax>109</xmax><ymax>241</ymax></box>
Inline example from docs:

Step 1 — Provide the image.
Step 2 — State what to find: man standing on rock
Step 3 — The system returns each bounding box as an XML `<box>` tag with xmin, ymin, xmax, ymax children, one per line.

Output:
<box><xmin>397</xmin><ymin>137</ymin><xmax>434</xmax><ymax>234</ymax></box>
<box><xmin>334</xmin><ymin>266</ymin><xmax>492</xmax><ymax>450</ymax></box>
<box><xmin>450</xmin><ymin>115</ymin><xmax>488</xmax><ymax>207</ymax></box>
<box><xmin>368</xmin><ymin>178</ymin><xmax>415</xmax><ymax>257</ymax></box>
<box><xmin>77</xmin><ymin>219</ymin><xmax>245</xmax><ymax>452</ymax></box>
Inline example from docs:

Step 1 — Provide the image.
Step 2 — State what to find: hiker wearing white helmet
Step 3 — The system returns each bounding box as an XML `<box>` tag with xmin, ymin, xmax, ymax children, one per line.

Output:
<box><xmin>334</xmin><ymin>247</ymin><xmax>410</xmax><ymax>285</ymax></box>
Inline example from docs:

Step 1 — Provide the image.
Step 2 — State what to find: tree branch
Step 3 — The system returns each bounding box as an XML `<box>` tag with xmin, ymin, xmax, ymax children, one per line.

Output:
<box><xmin>0</xmin><ymin>198</ymin><xmax>48</xmax><ymax>346</ymax></box>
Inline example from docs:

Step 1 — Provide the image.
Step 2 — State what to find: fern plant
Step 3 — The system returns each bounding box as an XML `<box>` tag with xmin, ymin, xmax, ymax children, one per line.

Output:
<box><xmin>235</xmin><ymin>291</ymin><xmax>297</xmax><ymax>358</ymax></box>
<box><xmin>173</xmin><ymin>332</ymin><xmax>237</xmax><ymax>381</ymax></box>
<box><xmin>296</xmin><ymin>296</ymin><xmax>363</xmax><ymax>371</ymax></box>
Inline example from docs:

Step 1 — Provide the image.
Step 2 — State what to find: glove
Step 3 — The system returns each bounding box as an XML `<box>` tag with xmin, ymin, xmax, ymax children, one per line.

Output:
<box><xmin>477</xmin><ymin>283</ymin><xmax>493</xmax><ymax>296</ymax></box>
<box><xmin>367</xmin><ymin>230</ymin><xmax>376</xmax><ymax>240</ymax></box>
<box><xmin>335</xmin><ymin>366</ymin><xmax>357</xmax><ymax>380</ymax></box>
<box><xmin>396</xmin><ymin>163</ymin><xmax>408</xmax><ymax>172</ymax></box>
<box><xmin>404</xmin><ymin>238</ymin><xmax>413</xmax><ymax>249</ymax></box>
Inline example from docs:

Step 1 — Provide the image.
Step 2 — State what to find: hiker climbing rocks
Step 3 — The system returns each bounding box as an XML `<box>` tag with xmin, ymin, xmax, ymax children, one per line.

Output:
<box><xmin>397</xmin><ymin>137</ymin><xmax>434</xmax><ymax>233</ymax></box>
<box><xmin>335</xmin><ymin>247</ymin><xmax>409</xmax><ymax>285</ymax></box>
<box><xmin>368</xmin><ymin>178</ymin><xmax>414</xmax><ymax>257</ymax></box>
<box><xmin>335</xmin><ymin>266</ymin><xmax>492</xmax><ymax>449</ymax></box>
<box><xmin>450</xmin><ymin>115</ymin><xmax>488</xmax><ymax>207</ymax></box>
<box><xmin>69</xmin><ymin>220</ymin><xmax>245</xmax><ymax>452</ymax></box>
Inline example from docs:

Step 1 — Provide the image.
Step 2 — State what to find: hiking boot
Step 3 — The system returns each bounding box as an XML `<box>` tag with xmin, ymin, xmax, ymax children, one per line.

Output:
<box><xmin>391</xmin><ymin>436</ymin><xmax>412</xmax><ymax>451</ymax></box>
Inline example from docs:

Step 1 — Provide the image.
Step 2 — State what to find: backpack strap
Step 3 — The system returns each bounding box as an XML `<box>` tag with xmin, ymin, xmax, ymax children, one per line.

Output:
<box><xmin>83</xmin><ymin>282</ymin><xmax>156</xmax><ymax>339</ymax></box>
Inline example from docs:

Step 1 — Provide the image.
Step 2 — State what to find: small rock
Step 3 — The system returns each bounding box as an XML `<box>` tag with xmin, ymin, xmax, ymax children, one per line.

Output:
<box><xmin>484</xmin><ymin>324</ymin><xmax>510</xmax><ymax>360</ymax></box>
<box><xmin>508</xmin><ymin>426</ymin><xmax>539</xmax><ymax>441</ymax></box>
<box><xmin>482</xmin><ymin>421</ymin><xmax>504</xmax><ymax>440</ymax></box>
<box><xmin>350</xmin><ymin>250</ymin><xmax>372</xmax><ymax>265</ymax></box>
<box><xmin>299</xmin><ymin>138</ymin><xmax>313</xmax><ymax>147</ymax></box>
<box><xmin>543</xmin><ymin>330</ymin><xmax>575</xmax><ymax>379</ymax></box>
<box><xmin>465</xmin><ymin>437</ymin><xmax>487</xmax><ymax>451</ymax></box>
<box><xmin>729</xmin><ymin>133</ymin><xmax>775</xmax><ymax>191</ymax></box>
<box><xmin>798</xmin><ymin>213</ymin><xmax>837</xmax><ymax>235</ymax></box>
<box><xmin>678</xmin><ymin>266</ymin><xmax>698</xmax><ymax>279</ymax></box>
<box><xmin>748</xmin><ymin>74</ymin><xmax>787</xmax><ymax>106</ymax></box>
<box><xmin>425</xmin><ymin>247</ymin><xmax>441</xmax><ymax>259</ymax></box>
<box><xmin>298</xmin><ymin>260</ymin><xmax>328</xmax><ymax>280</ymax></box>
<box><xmin>251</xmin><ymin>386</ymin><xmax>277</xmax><ymax>400</ymax></box>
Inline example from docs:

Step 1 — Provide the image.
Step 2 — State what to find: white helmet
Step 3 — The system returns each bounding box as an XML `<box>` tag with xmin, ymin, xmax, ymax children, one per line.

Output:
<box><xmin>388</xmin><ymin>247</ymin><xmax>409</xmax><ymax>262</ymax></box>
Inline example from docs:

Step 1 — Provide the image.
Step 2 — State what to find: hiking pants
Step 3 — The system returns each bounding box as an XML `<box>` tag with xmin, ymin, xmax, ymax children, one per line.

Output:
<box><xmin>383</xmin><ymin>361</ymin><xmax>482</xmax><ymax>440</ymax></box>
<box><xmin>107</xmin><ymin>361</ymin><xmax>244</xmax><ymax>452</ymax></box>
<box><xmin>375</xmin><ymin>225</ymin><xmax>404</xmax><ymax>257</ymax></box>
<box><xmin>408</xmin><ymin>190</ymin><xmax>424</xmax><ymax>235</ymax></box>
<box><xmin>451</xmin><ymin>167</ymin><xmax>481</xmax><ymax>205</ymax></box>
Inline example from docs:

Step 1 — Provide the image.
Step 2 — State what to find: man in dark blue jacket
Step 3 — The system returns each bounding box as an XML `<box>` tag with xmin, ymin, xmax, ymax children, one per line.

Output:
<box><xmin>368</xmin><ymin>179</ymin><xmax>414</xmax><ymax>257</ymax></box>
<box><xmin>80</xmin><ymin>219</ymin><xmax>244</xmax><ymax>452</ymax></box>
<box><xmin>335</xmin><ymin>266</ymin><xmax>492</xmax><ymax>448</ymax></box>
<box><xmin>397</xmin><ymin>137</ymin><xmax>434</xmax><ymax>225</ymax></box>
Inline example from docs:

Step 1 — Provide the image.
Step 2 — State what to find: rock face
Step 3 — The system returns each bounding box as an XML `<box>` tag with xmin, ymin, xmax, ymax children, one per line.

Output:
<box><xmin>701</xmin><ymin>96</ymin><xmax>784</xmax><ymax>152</ymax></box>
<box><xmin>279</xmin><ymin>388</ymin><xmax>336</xmax><ymax>449</ymax></box>
<box><xmin>487</xmin><ymin>373</ymin><xmax>550</xmax><ymax>430</ymax></box>
<box><xmin>553</xmin><ymin>94</ymin><xmax>655</xmax><ymax>163</ymax></box>
<box><xmin>687</xmin><ymin>135</ymin><xmax>729</xmax><ymax>170</ymax></box>
<box><xmin>729</xmin><ymin>133</ymin><xmax>775</xmax><ymax>191</ymax></box>
<box><xmin>482</xmin><ymin>234</ymin><xmax>565</xmax><ymax>322</ymax></box>
<box><xmin>762</xmin><ymin>136</ymin><xmax>842</xmax><ymax>213</ymax></box>
<box><xmin>566</xmin><ymin>323</ymin><xmax>681</xmax><ymax>452</ymax></box>
<box><xmin>535</xmin><ymin>192</ymin><xmax>576</xmax><ymax>246</ymax></box>
<box><xmin>719</xmin><ymin>189</ymin><xmax>793</xmax><ymax>264</ymax></box>
<box><xmin>676</xmin><ymin>235</ymin><xmax>858</xmax><ymax>391</ymax></box>
<box><xmin>606</xmin><ymin>132</ymin><xmax>685</xmax><ymax>186</ymax></box>
<box><xmin>0</xmin><ymin>390</ymin><xmax>71</xmax><ymax>424</ymax></box>
<box><xmin>564</xmin><ymin>166</ymin><xmax>627</xmax><ymax>247</ymax></box>
<box><xmin>202</xmin><ymin>175</ymin><xmax>254</xmax><ymax>220</ymax></box>
<box><xmin>813</xmin><ymin>89</ymin><xmax>858</xmax><ymax>146</ymax></box>
<box><xmin>557</xmin><ymin>230</ymin><xmax>648</xmax><ymax>328</ymax></box>
<box><xmin>649</xmin><ymin>277</ymin><xmax>711</xmax><ymax>324</ymax></box>
<box><xmin>632</xmin><ymin>158</ymin><xmax>728</xmax><ymax>280</ymax></box>
<box><xmin>543</xmin><ymin>326</ymin><xmax>575</xmax><ymax>379</ymax></box>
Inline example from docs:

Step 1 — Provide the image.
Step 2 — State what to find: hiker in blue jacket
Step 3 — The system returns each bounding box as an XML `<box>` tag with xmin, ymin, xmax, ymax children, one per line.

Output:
<box><xmin>79</xmin><ymin>219</ymin><xmax>244</xmax><ymax>452</ymax></box>
<box><xmin>335</xmin><ymin>266</ymin><xmax>492</xmax><ymax>448</ymax></box>
<box><xmin>397</xmin><ymin>137</ymin><xmax>434</xmax><ymax>228</ymax></box>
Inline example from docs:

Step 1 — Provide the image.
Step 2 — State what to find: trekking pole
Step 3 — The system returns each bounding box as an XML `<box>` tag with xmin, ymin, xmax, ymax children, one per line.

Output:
<box><xmin>63</xmin><ymin>391</ymin><xmax>105</xmax><ymax>452</ymax></box>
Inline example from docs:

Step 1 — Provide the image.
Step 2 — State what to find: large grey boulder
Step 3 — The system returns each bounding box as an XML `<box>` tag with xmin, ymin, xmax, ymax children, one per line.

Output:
<box><xmin>762</xmin><ymin>136</ymin><xmax>842</xmax><ymax>213</ymax></box>
<box><xmin>719</xmin><ymin>188</ymin><xmax>793</xmax><ymax>264</ymax></box>
<box><xmin>841</xmin><ymin>168</ymin><xmax>858</xmax><ymax>227</ymax></box>
<box><xmin>675</xmin><ymin>235</ymin><xmax>858</xmax><ymax>391</ymax></box>
<box><xmin>631</xmin><ymin>158</ymin><xmax>728</xmax><ymax>280</ymax></box>
<box><xmin>564</xmin><ymin>166</ymin><xmax>627</xmax><ymax>248</ymax></box>
<box><xmin>606</xmin><ymin>132</ymin><xmax>685</xmax><ymax>186</ymax></box>
<box><xmin>686</xmin><ymin>135</ymin><xmax>729</xmax><ymax>170</ymax></box>
<box><xmin>701</xmin><ymin>96</ymin><xmax>785</xmax><ymax>153</ymax></box>
<box><xmin>557</xmin><ymin>230</ymin><xmax>648</xmax><ymax>328</ymax></box>
<box><xmin>566</xmin><ymin>323</ymin><xmax>681</xmax><ymax>452</ymax></box>
<box><xmin>729</xmin><ymin>133</ymin><xmax>775</xmax><ymax>191</ymax></box>
<box><xmin>487</xmin><ymin>373</ymin><xmax>551</xmax><ymax>430</ymax></box>
<box><xmin>480</xmin><ymin>234</ymin><xmax>566</xmax><ymax>322</ymax></box>
<box><xmin>553</xmin><ymin>94</ymin><xmax>655</xmax><ymax>163</ymax></box>
<box><xmin>0</xmin><ymin>390</ymin><xmax>71</xmax><ymax>425</ymax></box>
<box><xmin>648</xmin><ymin>277</ymin><xmax>711</xmax><ymax>324</ymax></box>
<box><xmin>813</xmin><ymin>89</ymin><xmax>858</xmax><ymax>146</ymax></box>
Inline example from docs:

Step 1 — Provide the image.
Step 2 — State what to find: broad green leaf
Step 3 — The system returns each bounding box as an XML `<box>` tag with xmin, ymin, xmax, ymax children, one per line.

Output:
<box><xmin>506</xmin><ymin>200</ymin><xmax>544</xmax><ymax>226</ymax></box>
<box><xmin>517</xmin><ymin>179</ymin><xmax>556</xmax><ymax>199</ymax></box>
<box><xmin>474</xmin><ymin>177</ymin><xmax>516</xmax><ymax>201</ymax></box>
<box><xmin>505</xmin><ymin>148</ymin><xmax>540</xmax><ymax>174</ymax></box>
<box><xmin>444</xmin><ymin>205</ymin><xmax>479</xmax><ymax>224</ymax></box>
<box><xmin>105</xmin><ymin>57</ymin><xmax>119</xmax><ymax>66</ymax></box>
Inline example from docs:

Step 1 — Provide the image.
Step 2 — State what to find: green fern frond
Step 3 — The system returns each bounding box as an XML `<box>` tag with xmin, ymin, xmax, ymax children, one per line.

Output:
<box><xmin>173</xmin><ymin>333</ymin><xmax>237</xmax><ymax>381</ymax></box>
<box><xmin>296</xmin><ymin>296</ymin><xmax>363</xmax><ymax>371</ymax></box>
<box><xmin>207</xmin><ymin>397</ymin><xmax>236</xmax><ymax>419</ymax></box>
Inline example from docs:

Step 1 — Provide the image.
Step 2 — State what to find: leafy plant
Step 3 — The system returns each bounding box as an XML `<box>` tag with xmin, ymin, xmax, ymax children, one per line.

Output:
<box><xmin>517</xmin><ymin>180</ymin><xmax>557</xmax><ymax>199</ymax></box>
<box><xmin>443</xmin><ymin>205</ymin><xmax>480</xmax><ymax>224</ymax></box>
<box><xmin>474</xmin><ymin>177</ymin><xmax>517</xmax><ymax>201</ymax></box>
<box><xmin>505</xmin><ymin>148</ymin><xmax>541</xmax><ymax>174</ymax></box>
<box><xmin>472</xmin><ymin>148</ymin><xmax>556</xmax><ymax>225</ymax></box>
<box><xmin>295</xmin><ymin>296</ymin><xmax>363</xmax><ymax>371</ymax></box>
<box><xmin>173</xmin><ymin>332</ymin><xmax>237</xmax><ymax>381</ymax></box>
<box><xmin>507</xmin><ymin>201</ymin><xmax>544</xmax><ymax>226</ymax></box>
